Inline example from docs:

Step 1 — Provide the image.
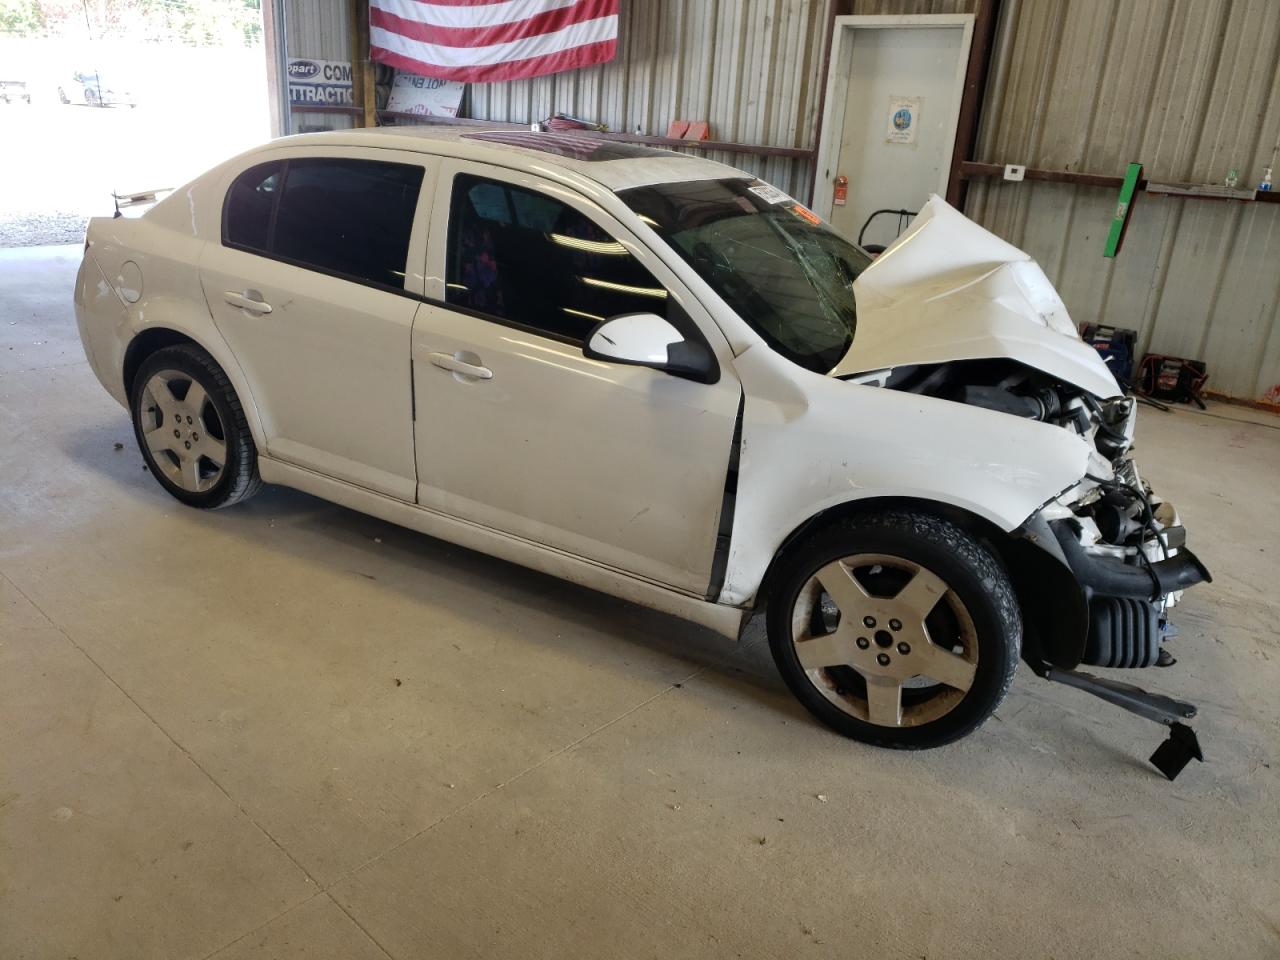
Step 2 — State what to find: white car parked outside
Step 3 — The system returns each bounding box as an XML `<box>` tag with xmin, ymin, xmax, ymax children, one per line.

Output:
<box><xmin>74</xmin><ymin>128</ymin><xmax>1210</xmax><ymax>755</ymax></box>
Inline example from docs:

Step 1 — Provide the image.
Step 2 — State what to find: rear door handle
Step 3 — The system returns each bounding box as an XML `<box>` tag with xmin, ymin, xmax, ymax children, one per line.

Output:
<box><xmin>427</xmin><ymin>351</ymin><xmax>493</xmax><ymax>380</ymax></box>
<box><xmin>224</xmin><ymin>290</ymin><xmax>273</xmax><ymax>314</ymax></box>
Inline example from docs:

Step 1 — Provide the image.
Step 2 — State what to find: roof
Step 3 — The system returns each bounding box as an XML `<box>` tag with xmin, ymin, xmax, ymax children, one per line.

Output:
<box><xmin>268</xmin><ymin>126</ymin><xmax>752</xmax><ymax>192</ymax></box>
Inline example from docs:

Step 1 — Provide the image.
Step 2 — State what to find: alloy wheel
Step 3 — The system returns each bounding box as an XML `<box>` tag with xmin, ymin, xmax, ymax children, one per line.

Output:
<box><xmin>789</xmin><ymin>553</ymin><xmax>979</xmax><ymax>727</ymax></box>
<box><xmin>138</xmin><ymin>370</ymin><xmax>227</xmax><ymax>493</ymax></box>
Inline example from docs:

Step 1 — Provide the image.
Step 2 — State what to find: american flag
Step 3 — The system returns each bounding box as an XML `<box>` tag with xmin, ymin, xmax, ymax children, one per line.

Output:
<box><xmin>369</xmin><ymin>0</ymin><xmax>620</xmax><ymax>83</ymax></box>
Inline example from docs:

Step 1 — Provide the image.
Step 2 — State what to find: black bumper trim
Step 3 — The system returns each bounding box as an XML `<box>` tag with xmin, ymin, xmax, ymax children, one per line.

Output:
<box><xmin>1049</xmin><ymin>519</ymin><xmax>1212</xmax><ymax>602</ymax></box>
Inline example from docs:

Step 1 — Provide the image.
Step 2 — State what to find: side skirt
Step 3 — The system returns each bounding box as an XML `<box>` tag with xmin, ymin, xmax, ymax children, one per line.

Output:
<box><xmin>258</xmin><ymin>457</ymin><xmax>751</xmax><ymax>641</ymax></box>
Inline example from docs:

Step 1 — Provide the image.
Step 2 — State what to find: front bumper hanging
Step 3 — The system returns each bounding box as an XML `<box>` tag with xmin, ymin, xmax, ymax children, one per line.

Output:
<box><xmin>1041</xmin><ymin>667</ymin><xmax>1204</xmax><ymax>780</ymax></box>
<box><xmin>1017</xmin><ymin>510</ymin><xmax>1212</xmax><ymax>781</ymax></box>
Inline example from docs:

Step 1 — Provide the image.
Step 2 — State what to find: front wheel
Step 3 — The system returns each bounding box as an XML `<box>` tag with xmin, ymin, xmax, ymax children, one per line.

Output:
<box><xmin>130</xmin><ymin>344</ymin><xmax>262</xmax><ymax>509</ymax></box>
<box><xmin>767</xmin><ymin>511</ymin><xmax>1021</xmax><ymax>749</ymax></box>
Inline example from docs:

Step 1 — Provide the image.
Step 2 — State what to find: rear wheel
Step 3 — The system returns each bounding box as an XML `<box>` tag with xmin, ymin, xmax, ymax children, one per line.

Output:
<box><xmin>767</xmin><ymin>511</ymin><xmax>1021</xmax><ymax>749</ymax></box>
<box><xmin>130</xmin><ymin>344</ymin><xmax>262</xmax><ymax>509</ymax></box>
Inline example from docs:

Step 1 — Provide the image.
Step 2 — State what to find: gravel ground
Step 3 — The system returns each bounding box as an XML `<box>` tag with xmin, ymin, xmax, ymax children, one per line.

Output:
<box><xmin>0</xmin><ymin>211</ymin><xmax>90</xmax><ymax>247</ymax></box>
<box><xmin>0</xmin><ymin>49</ymin><xmax>268</xmax><ymax>250</ymax></box>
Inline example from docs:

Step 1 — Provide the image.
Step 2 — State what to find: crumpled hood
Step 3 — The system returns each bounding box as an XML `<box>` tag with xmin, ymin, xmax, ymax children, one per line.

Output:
<box><xmin>830</xmin><ymin>196</ymin><xmax>1121</xmax><ymax>399</ymax></box>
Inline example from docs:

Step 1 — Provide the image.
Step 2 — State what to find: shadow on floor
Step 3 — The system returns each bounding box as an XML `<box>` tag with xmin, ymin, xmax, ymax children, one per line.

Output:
<box><xmin>60</xmin><ymin>421</ymin><xmax>794</xmax><ymax>704</ymax></box>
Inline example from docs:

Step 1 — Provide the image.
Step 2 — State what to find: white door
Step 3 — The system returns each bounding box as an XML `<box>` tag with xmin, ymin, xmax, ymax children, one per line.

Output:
<box><xmin>814</xmin><ymin>15</ymin><xmax>973</xmax><ymax>249</ymax></box>
<box><xmin>200</xmin><ymin>151</ymin><xmax>434</xmax><ymax>500</ymax></box>
<box><xmin>410</xmin><ymin>161</ymin><xmax>741</xmax><ymax>595</ymax></box>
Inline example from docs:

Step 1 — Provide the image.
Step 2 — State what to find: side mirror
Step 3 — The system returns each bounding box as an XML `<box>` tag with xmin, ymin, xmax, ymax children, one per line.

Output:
<box><xmin>583</xmin><ymin>313</ymin><xmax>717</xmax><ymax>384</ymax></box>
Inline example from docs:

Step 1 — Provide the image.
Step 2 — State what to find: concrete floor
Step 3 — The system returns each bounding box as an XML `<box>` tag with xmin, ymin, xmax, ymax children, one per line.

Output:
<box><xmin>1</xmin><ymin>244</ymin><xmax>1278</xmax><ymax>959</ymax></box>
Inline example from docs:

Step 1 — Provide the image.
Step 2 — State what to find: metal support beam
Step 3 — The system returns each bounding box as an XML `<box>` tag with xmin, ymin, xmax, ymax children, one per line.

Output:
<box><xmin>350</xmin><ymin>0</ymin><xmax>376</xmax><ymax>127</ymax></box>
<box><xmin>262</xmin><ymin>0</ymin><xmax>290</xmax><ymax>137</ymax></box>
<box><xmin>946</xmin><ymin>0</ymin><xmax>1001</xmax><ymax>209</ymax></box>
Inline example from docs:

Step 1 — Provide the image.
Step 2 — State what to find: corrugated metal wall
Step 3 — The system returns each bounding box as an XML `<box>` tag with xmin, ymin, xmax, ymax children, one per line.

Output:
<box><xmin>965</xmin><ymin>0</ymin><xmax>1280</xmax><ymax>402</ymax></box>
<box><xmin>284</xmin><ymin>0</ymin><xmax>355</xmax><ymax>131</ymax></box>
<box><xmin>464</xmin><ymin>0</ymin><xmax>834</xmax><ymax>199</ymax></box>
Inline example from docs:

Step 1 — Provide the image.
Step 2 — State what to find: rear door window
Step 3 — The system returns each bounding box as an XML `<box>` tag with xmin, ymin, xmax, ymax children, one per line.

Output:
<box><xmin>273</xmin><ymin>159</ymin><xmax>424</xmax><ymax>287</ymax></box>
<box><xmin>445</xmin><ymin>174</ymin><xmax>669</xmax><ymax>342</ymax></box>
<box><xmin>222</xmin><ymin>156</ymin><xmax>425</xmax><ymax>289</ymax></box>
<box><xmin>224</xmin><ymin>161</ymin><xmax>281</xmax><ymax>253</ymax></box>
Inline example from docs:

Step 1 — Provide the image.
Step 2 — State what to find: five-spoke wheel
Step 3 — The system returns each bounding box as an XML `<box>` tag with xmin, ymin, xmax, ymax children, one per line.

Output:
<box><xmin>768</xmin><ymin>512</ymin><xmax>1020</xmax><ymax>748</ymax></box>
<box><xmin>139</xmin><ymin>371</ymin><xmax>228</xmax><ymax>493</ymax></box>
<box><xmin>130</xmin><ymin>344</ymin><xmax>262</xmax><ymax>509</ymax></box>
<box><xmin>791</xmin><ymin>553</ymin><xmax>978</xmax><ymax>728</ymax></box>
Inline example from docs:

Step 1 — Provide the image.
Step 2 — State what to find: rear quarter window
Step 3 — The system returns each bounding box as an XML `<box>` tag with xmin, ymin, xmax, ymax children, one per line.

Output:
<box><xmin>223</xmin><ymin>161</ymin><xmax>281</xmax><ymax>252</ymax></box>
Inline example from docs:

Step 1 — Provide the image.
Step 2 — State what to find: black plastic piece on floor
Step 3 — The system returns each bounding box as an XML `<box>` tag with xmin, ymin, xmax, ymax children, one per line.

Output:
<box><xmin>1149</xmin><ymin>722</ymin><xmax>1204</xmax><ymax>781</ymax></box>
<box><xmin>1044</xmin><ymin>667</ymin><xmax>1196</xmax><ymax>725</ymax></box>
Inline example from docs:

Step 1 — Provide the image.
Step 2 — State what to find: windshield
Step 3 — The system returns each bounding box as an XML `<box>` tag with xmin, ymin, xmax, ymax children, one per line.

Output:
<box><xmin>619</xmin><ymin>178</ymin><xmax>872</xmax><ymax>373</ymax></box>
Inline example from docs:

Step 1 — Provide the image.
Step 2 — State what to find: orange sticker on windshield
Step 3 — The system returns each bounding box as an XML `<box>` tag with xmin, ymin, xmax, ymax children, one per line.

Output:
<box><xmin>791</xmin><ymin>204</ymin><xmax>821</xmax><ymax>225</ymax></box>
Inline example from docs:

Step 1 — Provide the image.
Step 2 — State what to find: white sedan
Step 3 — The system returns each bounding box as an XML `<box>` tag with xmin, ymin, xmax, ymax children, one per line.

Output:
<box><xmin>74</xmin><ymin>128</ymin><xmax>1210</xmax><ymax>755</ymax></box>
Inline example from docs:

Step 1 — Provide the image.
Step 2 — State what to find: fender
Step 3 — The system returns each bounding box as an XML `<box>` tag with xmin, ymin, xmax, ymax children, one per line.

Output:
<box><xmin>119</xmin><ymin>322</ymin><xmax>270</xmax><ymax>455</ymax></box>
<box><xmin>719</xmin><ymin>343</ymin><xmax>1093</xmax><ymax>607</ymax></box>
<box><xmin>78</xmin><ymin>217</ymin><xmax>270</xmax><ymax>452</ymax></box>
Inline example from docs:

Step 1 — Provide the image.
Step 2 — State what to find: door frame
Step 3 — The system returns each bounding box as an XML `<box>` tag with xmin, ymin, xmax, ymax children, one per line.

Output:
<box><xmin>411</xmin><ymin>157</ymin><xmax>744</xmax><ymax>596</ymax></box>
<box><xmin>811</xmin><ymin>14</ymin><xmax>975</xmax><ymax>224</ymax></box>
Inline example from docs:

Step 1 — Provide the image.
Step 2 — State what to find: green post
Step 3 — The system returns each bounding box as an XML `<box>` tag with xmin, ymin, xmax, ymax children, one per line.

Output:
<box><xmin>1104</xmin><ymin>162</ymin><xmax>1143</xmax><ymax>258</ymax></box>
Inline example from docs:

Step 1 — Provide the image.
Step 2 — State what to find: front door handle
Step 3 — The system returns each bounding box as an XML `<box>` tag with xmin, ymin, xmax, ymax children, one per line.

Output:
<box><xmin>224</xmin><ymin>290</ymin><xmax>273</xmax><ymax>314</ymax></box>
<box><xmin>427</xmin><ymin>351</ymin><xmax>493</xmax><ymax>380</ymax></box>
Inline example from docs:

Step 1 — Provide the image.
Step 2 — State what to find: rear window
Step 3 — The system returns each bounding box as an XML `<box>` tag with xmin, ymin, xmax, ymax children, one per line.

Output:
<box><xmin>222</xmin><ymin>157</ymin><xmax>424</xmax><ymax>289</ymax></box>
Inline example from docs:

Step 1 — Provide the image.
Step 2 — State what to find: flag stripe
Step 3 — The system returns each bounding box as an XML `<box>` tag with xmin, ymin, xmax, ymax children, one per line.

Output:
<box><xmin>370</xmin><ymin>0</ymin><xmax>613</xmax><ymax>48</ymax></box>
<box><xmin>372</xmin><ymin>38</ymin><xmax>615</xmax><ymax>83</ymax></box>
<box><xmin>369</xmin><ymin>0</ymin><xmax>619</xmax><ymax>82</ymax></box>
<box><xmin>404</xmin><ymin>0</ymin><xmax>563</xmax><ymax>7</ymax></box>
<box><xmin>371</xmin><ymin>15</ymin><xmax>615</xmax><ymax>68</ymax></box>
<box><xmin>377</xmin><ymin>0</ymin><xmax>579</xmax><ymax>29</ymax></box>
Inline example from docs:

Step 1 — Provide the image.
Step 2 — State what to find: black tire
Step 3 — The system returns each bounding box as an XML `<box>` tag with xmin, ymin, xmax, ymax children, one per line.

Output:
<box><xmin>129</xmin><ymin>344</ymin><xmax>262</xmax><ymax>509</ymax></box>
<box><xmin>766</xmin><ymin>510</ymin><xmax>1021</xmax><ymax>749</ymax></box>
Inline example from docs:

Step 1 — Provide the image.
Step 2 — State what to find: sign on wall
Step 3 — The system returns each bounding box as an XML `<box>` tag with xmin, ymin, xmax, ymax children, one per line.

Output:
<box><xmin>385</xmin><ymin>73</ymin><xmax>465</xmax><ymax>117</ymax></box>
<box><xmin>287</xmin><ymin>58</ymin><xmax>353</xmax><ymax>107</ymax></box>
<box><xmin>885</xmin><ymin>95</ymin><xmax>920</xmax><ymax>145</ymax></box>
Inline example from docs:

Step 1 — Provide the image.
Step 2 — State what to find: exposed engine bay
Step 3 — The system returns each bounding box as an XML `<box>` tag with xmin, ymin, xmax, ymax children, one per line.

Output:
<box><xmin>880</xmin><ymin>357</ymin><xmax>1131</xmax><ymax>457</ymax></box>
<box><xmin>873</xmin><ymin>356</ymin><xmax>1212</xmax><ymax>673</ymax></box>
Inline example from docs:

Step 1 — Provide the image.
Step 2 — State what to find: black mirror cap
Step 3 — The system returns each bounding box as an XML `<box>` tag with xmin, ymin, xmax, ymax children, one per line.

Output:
<box><xmin>664</xmin><ymin>338</ymin><xmax>719</xmax><ymax>384</ymax></box>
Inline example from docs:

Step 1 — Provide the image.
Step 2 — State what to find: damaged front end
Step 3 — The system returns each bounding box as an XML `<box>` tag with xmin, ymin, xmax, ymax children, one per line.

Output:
<box><xmin>1016</xmin><ymin>406</ymin><xmax>1214</xmax><ymax>779</ymax></box>
<box><xmin>1019</xmin><ymin>390</ymin><xmax>1211</xmax><ymax>671</ymax></box>
<box><xmin>836</xmin><ymin>196</ymin><xmax>1213</xmax><ymax>777</ymax></box>
<box><xmin>880</xmin><ymin>357</ymin><xmax>1212</xmax><ymax>674</ymax></box>
<box><xmin>900</xmin><ymin>365</ymin><xmax>1212</xmax><ymax>779</ymax></box>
